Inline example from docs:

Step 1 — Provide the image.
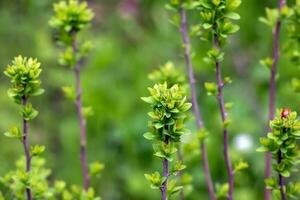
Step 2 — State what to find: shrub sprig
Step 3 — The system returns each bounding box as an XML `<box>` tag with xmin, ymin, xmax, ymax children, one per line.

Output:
<box><xmin>195</xmin><ymin>1</ymin><xmax>242</xmax><ymax>200</ymax></box>
<box><xmin>148</xmin><ymin>62</ymin><xmax>195</xmax><ymax>198</ymax></box>
<box><xmin>0</xmin><ymin>157</ymin><xmax>102</xmax><ymax>199</ymax></box>
<box><xmin>4</xmin><ymin>56</ymin><xmax>44</xmax><ymax>104</ymax></box>
<box><xmin>283</xmin><ymin>1</ymin><xmax>300</xmax><ymax>93</ymax></box>
<box><xmin>142</xmin><ymin>83</ymin><xmax>191</xmax><ymax>143</ymax></box>
<box><xmin>3</xmin><ymin>55</ymin><xmax>45</xmax><ymax>200</ymax></box>
<box><xmin>258</xmin><ymin>109</ymin><xmax>300</xmax><ymax>199</ymax></box>
<box><xmin>49</xmin><ymin>0</ymin><xmax>94</xmax><ymax>35</ymax></box>
<box><xmin>196</xmin><ymin>0</ymin><xmax>241</xmax><ymax>44</ymax></box>
<box><xmin>50</xmin><ymin>0</ymin><xmax>101</xmax><ymax>194</ymax></box>
<box><xmin>142</xmin><ymin>82</ymin><xmax>191</xmax><ymax>199</ymax></box>
<box><xmin>49</xmin><ymin>0</ymin><xmax>94</xmax><ymax>67</ymax></box>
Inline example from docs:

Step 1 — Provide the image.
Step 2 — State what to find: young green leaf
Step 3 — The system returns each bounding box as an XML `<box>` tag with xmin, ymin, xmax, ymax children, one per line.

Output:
<box><xmin>30</xmin><ymin>145</ymin><xmax>46</xmax><ymax>157</ymax></box>
<box><xmin>4</xmin><ymin>126</ymin><xmax>22</xmax><ymax>139</ymax></box>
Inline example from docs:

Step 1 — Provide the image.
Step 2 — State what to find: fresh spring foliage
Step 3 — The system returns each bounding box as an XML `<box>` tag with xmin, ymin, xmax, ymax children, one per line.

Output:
<box><xmin>0</xmin><ymin>157</ymin><xmax>102</xmax><ymax>200</ymax></box>
<box><xmin>166</xmin><ymin>0</ymin><xmax>240</xmax><ymax>33</ymax></box>
<box><xmin>2</xmin><ymin>56</ymin><xmax>45</xmax><ymax>198</ymax></box>
<box><xmin>142</xmin><ymin>82</ymin><xmax>191</xmax><ymax>198</ymax></box>
<box><xmin>148</xmin><ymin>62</ymin><xmax>195</xmax><ymax>196</ymax></box>
<box><xmin>49</xmin><ymin>0</ymin><xmax>94</xmax><ymax>34</ymax></box>
<box><xmin>286</xmin><ymin>0</ymin><xmax>300</xmax><ymax>68</ymax></box>
<box><xmin>1</xmin><ymin>55</ymin><xmax>103</xmax><ymax>199</ymax></box>
<box><xmin>192</xmin><ymin>0</ymin><xmax>242</xmax><ymax>66</ymax></box>
<box><xmin>166</xmin><ymin>1</ymin><xmax>246</xmax><ymax>199</ymax></box>
<box><xmin>284</xmin><ymin>1</ymin><xmax>300</xmax><ymax>93</ymax></box>
<box><xmin>1</xmin><ymin>157</ymin><xmax>55</xmax><ymax>199</ymax></box>
<box><xmin>195</xmin><ymin>0</ymin><xmax>242</xmax><ymax>124</ymax></box>
<box><xmin>142</xmin><ymin>83</ymin><xmax>191</xmax><ymax>157</ymax></box>
<box><xmin>197</xmin><ymin>1</ymin><xmax>243</xmax><ymax>199</ymax></box>
<box><xmin>49</xmin><ymin>0</ymin><xmax>94</xmax><ymax>116</ymax></box>
<box><xmin>3</xmin><ymin>56</ymin><xmax>44</xmax><ymax>148</ymax></box>
<box><xmin>196</xmin><ymin>0</ymin><xmax>241</xmax><ymax>132</ymax></box>
<box><xmin>148</xmin><ymin>62</ymin><xmax>186</xmax><ymax>88</ymax></box>
<box><xmin>259</xmin><ymin>6</ymin><xmax>290</xmax><ymax>29</ymax></box>
<box><xmin>259</xmin><ymin>0</ymin><xmax>291</xmax><ymax>71</ymax></box>
<box><xmin>195</xmin><ymin>0</ymin><xmax>241</xmax><ymax>43</ymax></box>
<box><xmin>3</xmin><ymin>0</ymin><xmax>300</xmax><ymax>199</ymax></box>
<box><xmin>257</xmin><ymin>109</ymin><xmax>300</xmax><ymax>199</ymax></box>
<box><xmin>49</xmin><ymin>0</ymin><xmax>102</xmax><ymax>195</ymax></box>
<box><xmin>4</xmin><ymin>56</ymin><xmax>44</xmax><ymax>104</ymax></box>
<box><xmin>49</xmin><ymin>0</ymin><xmax>94</xmax><ymax>68</ymax></box>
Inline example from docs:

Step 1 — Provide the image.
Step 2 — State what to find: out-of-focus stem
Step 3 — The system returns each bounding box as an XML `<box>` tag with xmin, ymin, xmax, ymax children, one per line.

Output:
<box><xmin>178</xmin><ymin>2</ymin><xmax>216</xmax><ymax>200</ymax></box>
<box><xmin>213</xmin><ymin>33</ymin><xmax>234</xmax><ymax>200</ymax></box>
<box><xmin>22</xmin><ymin>96</ymin><xmax>32</xmax><ymax>200</ymax></box>
<box><xmin>71</xmin><ymin>33</ymin><xmax>90</xmax><ymax>191</ymax></box>
<box><xmin>265</xmin><ymin>0</ymin><xmax>285</xmax><ymax>199</ymax></box>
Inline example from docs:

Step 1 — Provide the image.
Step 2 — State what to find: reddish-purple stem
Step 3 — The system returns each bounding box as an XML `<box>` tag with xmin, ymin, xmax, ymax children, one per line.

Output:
<box><xmin>22</xmin><ymin>96</ymin><xmax>32</xmax><ymax>200</ymax></box>
<box><xmin>161</xmin><ymin>136</ymin><xmax>169</xmax><ymax>200</ymax></box>
<box><xmin>213</xmin><ymin>34</ymin><xmax>234</xmax><ymax>200</ymax></box>
<box><xmin>179</xmin><ymin>2</ymin><xmax>216</xmax><ymax>200</ymax></box>
<box><xmin>265</xmin><ymin>1</ymin><xmax>285</xmax><ymax>199</ymax></box>
<box><xmin>72</xmin><ymin>34</ymin><xmax>90</xmax><ymax>191</ymax></box>
<box><xmin>277</xmin><ymin>152</ymin><xmax>286</xmax><ymax>200</ymax></box>
<box><xmin>161</xmin><ymin>158</ymin><xmax>169</xmax><ymax>200</ymax></box>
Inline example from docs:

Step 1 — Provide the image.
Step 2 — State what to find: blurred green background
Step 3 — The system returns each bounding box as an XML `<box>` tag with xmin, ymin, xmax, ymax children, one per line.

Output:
<box><xmin>0</xmin><ymin>0</ymin><xmax>299</xmax><ymax>199</ymax></box>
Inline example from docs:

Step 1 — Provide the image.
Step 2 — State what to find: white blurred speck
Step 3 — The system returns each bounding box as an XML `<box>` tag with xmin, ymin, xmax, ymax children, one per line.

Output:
<box><xmin>233</xmin><ymin>133</ymin><xmax>253</xmax><ymax>152</ymax></box>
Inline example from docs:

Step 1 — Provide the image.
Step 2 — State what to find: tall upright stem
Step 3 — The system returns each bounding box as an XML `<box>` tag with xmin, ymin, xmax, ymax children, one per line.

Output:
<box><xmin>22</xmin><ymin>96</ymin><xmax>32</xmax><ymax>200</ymax></box>
<box><xmin>161</xmin><ymin>136</ymin><xmax>169</xmax><ymax>200</ymax></box>
<box><xmin>179</xmin><ymin>2</ymin><xmax>216</xmax><ymax>200</ymax></box>
<box><xmin>277</xmin><ymin>152</ymin><xmax>287</xmax><ymax>200</ymax></box>
<box><xmin>72</xmin><ymin>34</ymin><xmax>90</xmax><ymax>191</ymax></box>
<box><xmin>265</xmin><ymin>0</ymin><xmax>285</xmax><ymax>199</ymax></box>
<box><xmin>213</xmin><ymin>33</ymin><xmax>234</xmax><ymax>200</ymax></box>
